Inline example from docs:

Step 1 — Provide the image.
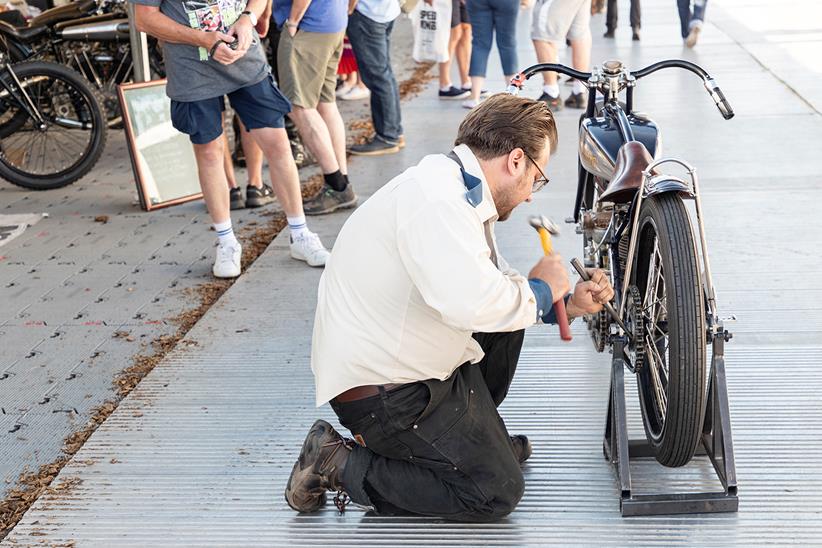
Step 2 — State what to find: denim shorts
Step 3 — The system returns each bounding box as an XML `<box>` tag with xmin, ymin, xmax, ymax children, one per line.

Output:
<box><xmin>170</xmin><ymin>74</ymin><xmax>292</xmax><ymax>145</ymax></box>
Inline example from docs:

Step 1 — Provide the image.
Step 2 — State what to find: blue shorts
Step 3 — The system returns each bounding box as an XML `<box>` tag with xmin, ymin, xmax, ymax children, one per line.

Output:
<box><xmin>170</xmin><ymin>75</ymin><xmax>292</xmax><ymax>145</ymax></box>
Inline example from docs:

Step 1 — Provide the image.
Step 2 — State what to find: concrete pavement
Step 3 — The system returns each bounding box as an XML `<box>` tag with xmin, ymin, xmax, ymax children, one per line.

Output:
<box><xmin>3</xmin><ymin>0</ymin><xmax>822</xmax><ymax>545</ymax></box>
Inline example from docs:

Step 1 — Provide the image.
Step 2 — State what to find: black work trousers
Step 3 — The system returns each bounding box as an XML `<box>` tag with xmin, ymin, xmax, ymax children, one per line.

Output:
<box><xmin>331</xmin><ymin>330</ymin><xmax>526</xmax><ymax>522</ymax></box>
<box><xmin>606</xmin><ymin>0</ymin><xmax>641</xmax><ymax>30</ymax></box>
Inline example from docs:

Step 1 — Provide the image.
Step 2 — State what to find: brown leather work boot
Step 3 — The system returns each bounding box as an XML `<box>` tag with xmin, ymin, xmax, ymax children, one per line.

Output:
<box><xmin>285</xmin><ymin>420</ymin><xmax>353</xmax><ymax>513</ymax></box>
<box><xmin>511</xmin><ymin>435</ymin><xmax>533</xmax><ymax>465</ymax></box>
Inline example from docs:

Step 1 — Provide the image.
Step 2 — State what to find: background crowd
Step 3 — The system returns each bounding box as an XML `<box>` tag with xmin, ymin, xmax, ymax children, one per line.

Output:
<box><xmin>125</xmin><ymin>0</ymin><xmax>711</xmax><ymax>279</ymax></box>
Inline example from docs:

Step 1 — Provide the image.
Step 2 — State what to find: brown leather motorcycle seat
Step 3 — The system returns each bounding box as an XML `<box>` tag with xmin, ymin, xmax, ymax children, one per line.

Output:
<box><xmin>599</xmin><ymin>141</ymin><xmax>654</xmax><ymax>204</ymax></box>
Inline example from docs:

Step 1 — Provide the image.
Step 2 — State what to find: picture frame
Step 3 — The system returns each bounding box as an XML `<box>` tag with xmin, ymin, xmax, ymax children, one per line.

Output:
<box><xmin>118</xmin><ymin>79</ymin><xmax>203</xmax><ymax>211</ymax></box>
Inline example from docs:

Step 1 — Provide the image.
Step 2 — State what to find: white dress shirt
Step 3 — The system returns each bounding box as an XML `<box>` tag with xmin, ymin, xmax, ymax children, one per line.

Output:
<box><xmin>311</xmin><ymin>144</ymin><xmax>541</xmax><ymax>406</ymax></box>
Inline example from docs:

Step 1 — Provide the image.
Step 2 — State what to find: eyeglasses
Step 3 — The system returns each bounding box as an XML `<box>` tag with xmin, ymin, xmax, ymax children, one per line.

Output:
<box><xmin>523</xmin><ymin>152</ymin><xmax>549</xmax><ymax>193</ymax></box>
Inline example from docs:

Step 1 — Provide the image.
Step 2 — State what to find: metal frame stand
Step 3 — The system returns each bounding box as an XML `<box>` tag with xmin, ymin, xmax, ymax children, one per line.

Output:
<box><xmin>603</xmin><ymin>330</ymin><xmax>738</xmax><ymax>516</ymax></box>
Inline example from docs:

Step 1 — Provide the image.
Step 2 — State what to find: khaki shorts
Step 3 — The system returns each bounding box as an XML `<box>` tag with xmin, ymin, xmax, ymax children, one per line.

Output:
<box><xmin>531</xmin><ymin>0</ymin><xmax>592</xmax><ymax>43</ymax></box>
<box><xmin>277</xmin><ymin>30</ymin><xmax>345</xmax><ymax>108</ymax></box>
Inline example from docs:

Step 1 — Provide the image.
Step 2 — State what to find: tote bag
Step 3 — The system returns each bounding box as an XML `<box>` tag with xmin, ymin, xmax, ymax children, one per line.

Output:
<box><xmin>411</xmin><ymin>0</ymin><xmax>452</xmax><ymax>63</ymax></box>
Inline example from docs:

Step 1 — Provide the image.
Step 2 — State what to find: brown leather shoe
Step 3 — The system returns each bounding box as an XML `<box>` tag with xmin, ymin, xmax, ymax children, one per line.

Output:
<box><xmin>511</xmin><ymin>435</ymin><xmax>533</xmax><ymax>465</ymax></box>
<box><xmin>285</xmin><ymin>420</ymin><xmax>352</xmax><ymax>513</ymax></box>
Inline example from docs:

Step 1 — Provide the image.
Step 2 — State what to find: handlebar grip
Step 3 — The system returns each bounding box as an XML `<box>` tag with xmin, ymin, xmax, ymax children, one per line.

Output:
<box><xmin>706</xmin><ymin>79</ymin><xmax>734</xmax><ymax>120</ymax></box>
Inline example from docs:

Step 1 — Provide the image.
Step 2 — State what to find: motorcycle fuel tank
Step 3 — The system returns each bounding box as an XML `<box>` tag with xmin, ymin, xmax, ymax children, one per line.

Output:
<box><xmin>579</xmin><ymin>112</ymin><xmax>660</xmax><ymax>181</ymax></box>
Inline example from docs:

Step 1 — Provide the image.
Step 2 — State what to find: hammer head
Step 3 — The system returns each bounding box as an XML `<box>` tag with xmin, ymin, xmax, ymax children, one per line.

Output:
<box><xmin>528</xmin><ymin>215</ymin><xmax>561</xmax><ymax>236</ymax></box>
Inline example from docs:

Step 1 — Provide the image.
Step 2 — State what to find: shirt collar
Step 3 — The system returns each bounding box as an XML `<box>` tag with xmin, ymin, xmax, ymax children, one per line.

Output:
<box><xmin>453</xmin><ymin>144</ymin><xmax>498</xmax><ymax>223</ymax></box>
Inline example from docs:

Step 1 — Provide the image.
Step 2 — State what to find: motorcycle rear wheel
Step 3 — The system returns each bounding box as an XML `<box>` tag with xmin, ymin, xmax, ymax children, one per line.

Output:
<box><xmin>631</xmin><ymin>193</ymin><xmax>707</xmax><ymax>467</ymax></box>
<box><xmin>0</xmin><ymin>61</ymin><xmax>107</xmax><ymax>190</ymax></box>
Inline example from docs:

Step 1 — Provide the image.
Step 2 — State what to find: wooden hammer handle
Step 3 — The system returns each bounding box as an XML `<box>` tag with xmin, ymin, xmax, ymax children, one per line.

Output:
<box><xmin>537</xmin><ymin>228</ymin><xmax>572</xmax><ymax>342</ymax></box>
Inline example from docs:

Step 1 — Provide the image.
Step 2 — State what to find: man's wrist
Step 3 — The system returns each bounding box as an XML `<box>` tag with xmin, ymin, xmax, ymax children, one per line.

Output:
<box><xmin>565</xmin><ymin>294</ymin><xmax>582</xmax><ymax>321</ymax></box>
<box><xmin>241</xmin><ymin>10</ymin><xmax>257</xmax><ymax>26</ymax></box>
<box><xmin>200</xmin><ymin>31</ymin><xmax>218</xmax><ymax>50</ymax></box>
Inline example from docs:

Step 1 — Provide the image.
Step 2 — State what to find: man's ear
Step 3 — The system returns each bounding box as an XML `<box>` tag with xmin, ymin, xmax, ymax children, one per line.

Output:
<box><xmin>507</xmin><ymin>147</ymin><xmax>526</xmax><ymax>176</ymax></box>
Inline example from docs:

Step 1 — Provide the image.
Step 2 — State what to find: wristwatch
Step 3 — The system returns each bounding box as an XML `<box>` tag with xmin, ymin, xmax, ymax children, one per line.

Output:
<box><xmin>241</xmin><ymin>10</ymin><xmax>258</xmax><ymax>26</ymax></box>
<box><xmin>284</xmin><ymin>18</ymin><xmax>298</xmax><ymax>29</ymax></box>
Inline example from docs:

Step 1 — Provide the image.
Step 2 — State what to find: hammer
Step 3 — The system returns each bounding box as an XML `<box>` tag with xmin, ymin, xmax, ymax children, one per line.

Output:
<box><xmin>528</xmin><ymin>215</ymin><xmax>573</xmax><ymax>341</ymax></box>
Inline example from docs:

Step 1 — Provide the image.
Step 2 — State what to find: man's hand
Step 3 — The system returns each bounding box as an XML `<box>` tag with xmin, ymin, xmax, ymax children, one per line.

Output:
<box><xmin>228</xmin><ymin>14</ymin><xmax>255</xmax><ymax>54</ymax></box>
<box><xmin>528</xmin><ymin>255</ymin><xmax>570</xmax><ymax>304</ymax></box>
<box><xmin>566</xmin><ymin>269</ymin><xmax>615</xmax><ymax>318</ymax></box>
<box><xmin>204</xmin><ymin>31</ymin><xmax>242</xmax><ymax>65</ymax></box>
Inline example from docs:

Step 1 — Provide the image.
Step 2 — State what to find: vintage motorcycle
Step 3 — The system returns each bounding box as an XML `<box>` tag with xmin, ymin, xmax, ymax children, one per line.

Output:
<box><xmin>0</xmin><ymin>0</ymin><xmax>164</xmax><ymax>125</ymax></box>
<box><xmin>0</xmin><ymin>51</ymin><xmax>107</xmax><ymax>189</ymax></box>
<box><xmin>508</xmin><ymin>59</ymin><xmax>734</xmax><ymax>467</ymax></box>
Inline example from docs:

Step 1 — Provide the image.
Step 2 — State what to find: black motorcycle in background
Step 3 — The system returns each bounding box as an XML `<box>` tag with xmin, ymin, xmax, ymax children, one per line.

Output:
<box><xmin>0</xmin><ymin>0</ymin><xmax>164</xmax><ymax>126</ymax></box>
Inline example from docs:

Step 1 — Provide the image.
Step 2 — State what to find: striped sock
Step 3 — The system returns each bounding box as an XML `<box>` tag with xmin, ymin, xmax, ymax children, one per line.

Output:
<box><xmin>214</xmin><ymin>220</ymin><xmax>237</xmax><ymax>246</ymax></box>
<box><xmin>287</xmin><ymin>215</ymin><xmax>309</xmax><ymax>239</ymax></box>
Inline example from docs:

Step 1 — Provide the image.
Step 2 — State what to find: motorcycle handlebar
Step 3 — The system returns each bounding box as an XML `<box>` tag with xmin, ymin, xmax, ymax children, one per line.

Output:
<box><xmin>705</xmin><ymin>79</ymin><xmax>734</xmax><ymax>120</ymax></box>
<box><xmin>508</xmin><ymin>59</ymin><xmax>734</xmax><ymax>120</ymax></box>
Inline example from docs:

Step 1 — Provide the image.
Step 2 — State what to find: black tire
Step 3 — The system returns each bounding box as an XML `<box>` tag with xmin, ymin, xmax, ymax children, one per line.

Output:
<box><xmin>631</xmin><ymin>193</ymin><xmax>706</xmax><ymax>467</ymax></box>
<box><xmin>0</xmin><ymin>61</ymin><xmax>107</xmax><ymax>190</ymax></box>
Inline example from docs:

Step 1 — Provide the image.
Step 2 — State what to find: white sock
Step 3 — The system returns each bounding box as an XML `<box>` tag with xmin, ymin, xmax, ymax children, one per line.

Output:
<box><xmin>440</xmin><ymin>85</ymin><xmax>453</xmax><ymax>92</ymax></box>
<box><xmin>543</xmin><ymin>84</ymin><xmax>560</xmax><ymax>98</ymax></box>
<box><xmin>214</xmin><ymin>220</ymin><xmax>238</xmax><ymax>247</ymax></box>
<box><xmin>573</xmin><ymin>79</ymin><xmax>586</xmax><ymax>95</ymax></box>
<box><xmin>288</xmin><ymin>215</ymin><xmax>310</xmax><ymax>239</ymax></box>
<box><xmin>461</xmin><ymin>82</ymin><xmax>471</xmax><ymax>89</ymax></box>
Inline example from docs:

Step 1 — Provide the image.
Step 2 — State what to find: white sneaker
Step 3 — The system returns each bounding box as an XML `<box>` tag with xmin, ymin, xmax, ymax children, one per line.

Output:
<box><xmin>685</xmin><ymin>24</ymin><xmax>701</xmax><ymax>48</ymax></box>
<box><xmin>213</xmin><ymin>241</ymin><xmax>241</xmax><ymax>278</ymax></box>
<box><xmin>462</xmin><ymin>98</ymin><xmax>479</xmax><ymax>109</ymax></box>
<box><xmin>290</xmin><ymin>231</ymin><xmax>330</xmax><ymax>267</ymax></box>
<box><xmin>340</xmin><ymin>86</ymin><xmax>370</xmax><ymax>101</ymax></box>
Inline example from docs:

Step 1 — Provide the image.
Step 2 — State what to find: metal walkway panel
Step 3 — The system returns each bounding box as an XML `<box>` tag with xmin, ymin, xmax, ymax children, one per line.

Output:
<box><xmin>3</xmin><ymin>283</ymin><xmax>822</xmax><ymax>547</ymax></box>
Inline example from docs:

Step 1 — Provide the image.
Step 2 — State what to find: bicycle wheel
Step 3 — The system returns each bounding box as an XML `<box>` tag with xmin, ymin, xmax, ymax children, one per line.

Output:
<box><xmin>629</xmin><ymin>192</ymin><xmax>706</xmax><ymax>467</ymax></box>
<box><xmin>0</xmin><ymin>61</ymin><xmax>107</xmax><ymax>190</ymax></box>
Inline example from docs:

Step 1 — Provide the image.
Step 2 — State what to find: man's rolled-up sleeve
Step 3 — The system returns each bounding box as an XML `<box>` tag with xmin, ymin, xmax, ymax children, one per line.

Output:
<box><xmin>396</xmin><ymin>200</ymin><xmax>538</xmax><ymax>333</ymax></box>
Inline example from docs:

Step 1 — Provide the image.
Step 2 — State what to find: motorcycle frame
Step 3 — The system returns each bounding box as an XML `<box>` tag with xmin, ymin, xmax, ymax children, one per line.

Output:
<box><xmin>0</xmin><ymin>54</ymin><xmax>48</xmax><ymax>128</ymax></box>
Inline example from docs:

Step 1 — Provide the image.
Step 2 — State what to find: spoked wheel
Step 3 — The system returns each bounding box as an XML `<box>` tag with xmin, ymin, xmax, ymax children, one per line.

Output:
<box><xmin>630</xmin><ymin>193</ymin><xmax>706</xmax><ymax>467</ymax></box>
<box><xmin>0</xmin><ymin>61</ymin><xmax>107</xmax><ymax>190</ymax></box>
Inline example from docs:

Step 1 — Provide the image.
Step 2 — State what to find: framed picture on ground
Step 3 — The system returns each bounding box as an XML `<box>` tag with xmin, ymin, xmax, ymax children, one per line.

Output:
<box><xmin>118</xmin><ymin>80</ymin><xmax>202</xmax><ymax>211</ymax></box>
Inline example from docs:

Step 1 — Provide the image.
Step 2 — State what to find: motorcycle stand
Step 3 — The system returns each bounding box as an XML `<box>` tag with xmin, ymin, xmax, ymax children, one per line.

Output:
<box><xmin>602</xmin><ymin>329</ymin><xmax>738</xmax><ymax>516</ymax></box>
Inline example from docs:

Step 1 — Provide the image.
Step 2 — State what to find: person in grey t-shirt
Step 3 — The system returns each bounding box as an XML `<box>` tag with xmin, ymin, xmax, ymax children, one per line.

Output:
<box><xmin>132</xmin><ymin>0</ymin><xmax>332</xmax><ymax>277</ymax></box>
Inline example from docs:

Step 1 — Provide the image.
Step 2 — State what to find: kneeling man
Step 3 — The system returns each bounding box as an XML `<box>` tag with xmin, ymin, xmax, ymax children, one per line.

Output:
<box><xmin>286</xmin><ymin>94</ymin><xmax>614</xmax><ymax>521</ymax></box>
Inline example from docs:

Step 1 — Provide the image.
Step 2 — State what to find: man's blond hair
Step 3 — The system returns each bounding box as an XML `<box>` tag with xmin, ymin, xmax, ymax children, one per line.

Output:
<box><xmin>455</xmin><ymin>94</ymin><xmax>558</xmax><ymax>160</ymax></box>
